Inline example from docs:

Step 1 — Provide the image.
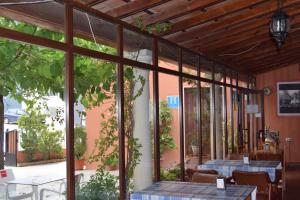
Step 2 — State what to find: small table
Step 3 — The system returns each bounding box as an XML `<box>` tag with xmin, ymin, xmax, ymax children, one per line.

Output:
<box><xmin>198</xmin><ymin>160</ymin><xmax>281</xmax><ymax>182</ymax></box>
<box><xmin>8</xmin><ymin>175</ymin><xmax>66</xmax><ymax>200</ymax></box>
<box><xmin>130</xmin><ymin>181</ymin><xmax>257</xmax><ymax>200</ymax></box>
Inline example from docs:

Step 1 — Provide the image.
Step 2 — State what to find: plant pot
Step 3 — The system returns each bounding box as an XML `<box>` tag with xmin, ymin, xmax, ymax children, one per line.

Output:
<box><xmin>191</xmin><ymin>145</ymin><xmax>199</xmax><ymax>156</ymax></box>
<box><xmin>75</xmin><ymin>159</ymin><xmax>85</xmax><ymax>170</ymax></box>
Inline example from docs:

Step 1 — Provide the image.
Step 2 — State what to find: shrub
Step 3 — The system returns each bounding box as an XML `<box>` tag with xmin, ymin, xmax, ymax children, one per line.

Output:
<box><xmin>76</xmin><ymin>169</ymin><xmax>119</xmax><ymax>200</ymax></box>
<box><xmin>151</xmin><ymin>100</ymin><xmax>176</xmax><ymax>155</ymax></box>
<box><xmin>38</xmin><ymin>130</ymin><xmax>63</xmax><ymax>160</ymax></box>
<box><xmin>74</xmin><ymin>126</ymin><xmax>87</xmax><ymax>160</ymax></box>
<box><xmin>18</xmin><ymin>108</ymin><xmax>48</xmax><ymax>161</ymax></box>
<box><xmin>160</xmin><ymin>166</ymin><xmax>181</xmax><ymax>181</ymax></box>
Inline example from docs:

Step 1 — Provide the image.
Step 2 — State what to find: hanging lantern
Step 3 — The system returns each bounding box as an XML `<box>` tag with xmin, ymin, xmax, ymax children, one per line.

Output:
<box><xmin>269</xmin><ymin>7</ymin><xmax>289</xmax><ymax>48</ymax></box>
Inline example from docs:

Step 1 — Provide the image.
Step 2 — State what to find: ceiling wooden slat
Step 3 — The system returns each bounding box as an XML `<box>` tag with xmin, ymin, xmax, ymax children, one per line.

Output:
<box><xmin>167</xmin><ymin>0</ymin><xmax>298</xmax><ymax>44</ymax></box>
<box><xmin>161</xmin><ymin>0</ymin><xmax>267</xmax><ymax>36</ymax></box>
<box><xmin>86</xmin><ymin>0</ymin><xmax>107</xmax><ymax>7</ymax></box>
<box><xmin>127</xmin><ymin>0</ymin><xmax>222</xmax><ymax>25</ymax></box>
<box><xmin>106</xmin><ymin>0</ymin><xmax>170</xmax><ymax>19</ymax></box>
<box><xmin>6</xmin><ymin>0</ymin><xmax>299</xmax><ymax>74</ymax></box>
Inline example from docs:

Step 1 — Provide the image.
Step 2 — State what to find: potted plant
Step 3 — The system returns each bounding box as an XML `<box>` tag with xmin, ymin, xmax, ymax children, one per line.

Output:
<box><xmin>191</xmin><ymin>133</ymin><xmax>199</xmax><ymax>156</ymax></box>
<box><xmin>74</xmin><ymin>126</ymin><xmax>87</xmax><ymax>170</ymax></box>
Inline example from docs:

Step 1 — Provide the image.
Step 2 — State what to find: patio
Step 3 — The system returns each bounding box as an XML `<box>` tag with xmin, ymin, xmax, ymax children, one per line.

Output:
<box><xmin>0</xmin><ymin>0</ymin><xmax>299</xmax><ymax>200</ymax></box>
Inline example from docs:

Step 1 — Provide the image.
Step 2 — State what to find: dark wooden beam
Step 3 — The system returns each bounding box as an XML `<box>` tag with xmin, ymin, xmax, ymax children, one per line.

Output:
<box><xmin>86</xmin><ymin>0</ymin><xmax>107</xmax><ymax>7</ymax></box>
<box><xmin>241</xmin><ymin>49</ymin><xmax>300</xmax><ymax>70</ymax></box>
<box><xmin>106</xmin><ymin>0</ymin><xmax>170</xmax><ymax>19</ymax></box>
<box><xmin>241</xmin><ymin>48</ymin><xmax>300</xmax><ymax>69</ymax></box>
<box><xmin>162</xmin><ymin>0</ymin><xmax>267</xmax><ymax>36</ymax></box>
<box><xmin>181</xmin><ymin>16</ymin><xmax>270</xmax><ymax>47</ymax></box>
<box><xmin>127</xmin><ymin>0</ymin><xmax>222</xmax><ymax>25</ymax></box>
<box><xmin>167</xmin><ymin>0</ymin><xmax>299</xmax><ymax>43</ymax></box>
<box><xmin>228</xmin><ymin>36</ymin><xmax>300</xmax><ymax>63</ymax></box>
<box><xmin>253</xmin><ymin>62</ymin><xmax>299</xmax><ymax>74</ymax></box>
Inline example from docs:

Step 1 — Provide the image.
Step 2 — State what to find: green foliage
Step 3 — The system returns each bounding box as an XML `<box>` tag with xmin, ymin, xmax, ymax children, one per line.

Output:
<box><xmin>90</xmin><ymin>66</ymin><xmax>144</xmax><ymax>193</ymax></box>
<box><xmin>18</xmin><ymin>101</ymin><xmax>64</xmax><ymax>161</ymax></box>
<box><xmin>134</xmin><ymin>17</ymin><xmax>172</xmax><ymax>34</ymax></box>
<box><xmin>74</xmin><ymin>126</ymin><xmax>87</xmax><ymax>160</ymax></box>
<box><xmin>76</xmin><ymin>168</ymin><xmax>119</xmax><ymax>200</ymax></box>
<box><xmin>191</xmin><ymin>133</ymin><xmax>199</xmax><ymax>146</ymax></box>
<box><xmin>160</xmin><ymin>166</ymin><xmax>181</xmax><ymax>181</ymax></box>
<box><xmin>18</xmin><ymin>104</ymin><xmax>48</xmax><ymax>161</ymax></box>
<box><xmin>151</xmin><ymin>101</ymin><xmax>176</xmax><ymax>154</ymax></box>
<box><xmin>38</xmin><ymin>130</ymin><xmax>63</xmax><ymax>160</ymax></box>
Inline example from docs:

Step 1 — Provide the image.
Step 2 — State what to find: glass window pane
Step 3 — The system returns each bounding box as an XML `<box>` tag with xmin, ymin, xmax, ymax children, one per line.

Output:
<box><xmin>159</xmin><ymin>73</ymin><xmax>181</xmax><ymax>181</ymax></box>
<box><xmin>124</xmin><ymin>67</ymin><xmax>154</xmax><ymax>196</ymax></box>
<box><xmin>123</xmin><ymin>29</ymin><xmax>153</xmax><ymax>64</ymax></box>
<box><xmin>73</xmin><ymin>9</ymin><xmax>118</xmax><ymax>55</ymax></box>
<box><xmin>226</xmin><ymin>69</ymin><xmax>231</xmax><ymax>85</ymax></box>
<box><xmin>214</xmin><ymin>84</ymin><xmax>225</xmax><ymax>159</ymax></box>
<box><xmin>232</xmin><ymin>71</ymin><xmax>238</xmax><ymax>86</ymax></box>
<box><xmin>0</xmin><ymin>1</ymin><xmax>65</xmax><ymax>42</ymax></box>
<box><xmin>74</xmin><ymin>55</ymin><xmax>119</xmax><ymax>199</ymax></box>
<box><xmin>238</xmin><ymin>74</ymin><xmax>248</xmax><ymax>88</ymax></box>
<box><xmin>183</xmin><ymin>78</ymin><xmax>199</xmax><ymax>168</ymax></box>
<box><xmin>200</xmin><ymin>58</ymin><xmax>212</xmax><ymax>80</ymax></box>
<box><xmin>201</xmin><ymin>82</ymin><xmax>212</xmax><ymax>161</ymax></box>
<box><xmin>2</xmin><ymin>39</ymin><xmax>66</xmax><ymax>199</ymax></box>
<box><xmin>158</xmin><ymin>40</ymin><xmax>179</xmax><ymax>71</ymax></box>
<box><xmin>214</xmin><ymin>64</ymin><xmax>225</xmax><ymax>83</ymax></box>
<box><xmin>182</xmin><ymin>50</ymin><xmax>198</xmax><ymax>76</ymax></box>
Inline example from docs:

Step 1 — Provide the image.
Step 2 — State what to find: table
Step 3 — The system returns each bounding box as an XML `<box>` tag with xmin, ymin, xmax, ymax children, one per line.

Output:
<box><xmin>130</xmin><ymin>181</ymin><xmax>257</xmax><ymax>200</ymax></box>
<box><xmin>198</xmin><ymin>160</ymin><xmax>281</xmax><ymax>182</ymax></box>
<box><xmin>8</xmin><ymin>175</ymin><xmax>66</xmax><ymax>200</ymax></box>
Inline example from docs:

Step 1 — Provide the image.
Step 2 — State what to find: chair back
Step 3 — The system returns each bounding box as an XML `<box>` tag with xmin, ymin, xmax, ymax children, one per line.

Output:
<box><xmin>227</xmin><ymin>153</ymin><xmax>243</xmax><ymax>160</ymax></box>
<box><xmin>232</xmin><ymin>170</ymin><xmax>271</xmax><ymax>194</ymax></box>
<box><xmin>0</xmin><ymin>169</ymin><xmax>16</xmax><ymax>195</ymax></box>
<box><xmin>256</xmin><ymin>152</ymin><xmax>283</xmax><ymax>162</ymax></box>
<box><xmin>185</xmin><ymin>168</ymin><xmax>218</xmax><ymax>181</ymax></box>
<box><xmin>0</xmin><ymin>169</ymin><xmax>15</xmax><ymax>183</ymax></box>
<box><xmin>191</xmin><ymin>172</ymin><xmax>218</xmax><ymax>183</ymax></box>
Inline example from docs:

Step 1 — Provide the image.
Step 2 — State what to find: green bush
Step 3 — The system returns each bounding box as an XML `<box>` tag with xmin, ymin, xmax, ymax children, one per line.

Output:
<box><xmin>18</xmin><ymin>108</ymin><xmax>48</xmax><ymax>161</ymax></box>
<box><xmin>38</xmin><ymin>130</ymin><xmax>63</xmax><ymax>160</ymax></box>
<box><xmin>160</xmin><ymin>166</ymin><xmax>181</xmax><ymax>181</ymax></box>
<box><xmin>74</xmin><ymin>126</ymin><xmax>87</xmax><ymax>160</ymax></box>
<box><xmin>151</xmin><ymin>101</ymin><xmax>176</xmax><ymax>155</ymax></box>
<box><xmin>76</xmin><ymin>169</ymin><xmax>119</xmax><ymax>200</ymax></box>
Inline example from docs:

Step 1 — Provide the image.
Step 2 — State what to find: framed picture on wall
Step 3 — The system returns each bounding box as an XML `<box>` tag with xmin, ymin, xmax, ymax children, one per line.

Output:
<box><xmin>277</xmin><ymin>81</ymin><xmax>300</xmax><ymax>116</ymax></box>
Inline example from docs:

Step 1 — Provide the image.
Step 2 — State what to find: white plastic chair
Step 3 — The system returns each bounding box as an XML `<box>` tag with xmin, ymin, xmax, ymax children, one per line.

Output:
<box><xmin>0</xmin><ymin>169</ymin><xmax>33</xmax><ymax>200</ymax></box>
<box><xmin>39</xmin><ymin>173</ymin><xmax>84</xmax><ymax>200</ymax></box>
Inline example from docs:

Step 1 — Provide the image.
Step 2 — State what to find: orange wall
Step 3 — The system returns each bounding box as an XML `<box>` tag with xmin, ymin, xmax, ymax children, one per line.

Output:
<box><xmin>84</xmin><ymin>72</ymin><xmax>182</xmax><ymax>170</ymax></box>
<box><xmin>256</xmin><ymin>64</ymin><xmax>300</xmax><ymax>162</ymax></box>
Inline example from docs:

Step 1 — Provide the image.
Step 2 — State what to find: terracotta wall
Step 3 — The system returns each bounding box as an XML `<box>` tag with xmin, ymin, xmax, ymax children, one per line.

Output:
<box><xmin>256</xmin><ymin>64</ymin><xmax>300</xmax><ymax>162</ymax></box>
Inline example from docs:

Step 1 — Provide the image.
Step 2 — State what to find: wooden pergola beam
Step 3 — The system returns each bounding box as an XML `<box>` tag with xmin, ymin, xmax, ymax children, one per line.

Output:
<box><xmin>161</xmin><ymin>0</ymin><xmax>267</xmax><ymax>36</ymax></box>
<box><xmin>126</xmin><ymin>0</ymin><xmax>221</xmax><ymax>25</ymax></box>
<box><xmin>167</xmin><ymin>0</ymin><xmax>299</xmax><ymax>43</ymax></box>
<box><xmin>86</xmin><ymin>0</ymin><xmax>107</xmax><ymax>7</ymax></box>
<box><xmin>238</xmin><ymin>47</ymin><xmax>300</xmax><ymax>70</ymax></box>
<box><xmin>252</xmin><ymin>61</ymin><xmax>299</xmax><ymax>74</ymax></box>
<box><xmin>106</xmin><ymin>0</ymin><xmax>170</xmax><ymax>19</ymax></box>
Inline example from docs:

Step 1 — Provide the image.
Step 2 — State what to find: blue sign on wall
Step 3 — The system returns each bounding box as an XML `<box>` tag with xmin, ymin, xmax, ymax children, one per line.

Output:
<box><xmin>167</xmin><ymin>96</ymin><xmax>179</xmax><ymax>109</ymax></box>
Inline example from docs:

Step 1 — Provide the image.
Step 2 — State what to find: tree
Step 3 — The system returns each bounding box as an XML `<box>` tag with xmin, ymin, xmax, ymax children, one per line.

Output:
<box><xmin>0</xmin><ymin>17</ymin><xmax>117</xmax><ymax>169</ymax></box>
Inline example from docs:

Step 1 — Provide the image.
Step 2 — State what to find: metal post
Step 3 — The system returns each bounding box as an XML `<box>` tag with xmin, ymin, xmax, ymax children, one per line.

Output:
<box><xmin>178</xmin><ymin>48</ymin><xmax>185</xmax><ymax>181</ymax></box>
<box><xmin>197</xmin><ymin>56</ymin><xmax>202</xmax><ymax>164</ymax></box>
<box><xmin>117</xmin><ymin>24</ymin><xmax>126</xmax><ymax>200</ymax></box>
<box><xmin>65</xmin><ymin>1</ymin><xmax>75</xmax><ymax>199</ymax></box>
<box><xmin>152</xmin><ymin>38</ymin><xmax>160</xmax><ymax>182</ymax></box>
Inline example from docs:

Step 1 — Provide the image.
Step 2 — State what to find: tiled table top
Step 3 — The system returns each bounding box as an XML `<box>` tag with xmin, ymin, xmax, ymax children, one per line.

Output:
<box><xmin>198</xmin><ymin>160</ymin><xmax>281</xmax><ymax>182</ymax></box>
<box><xmin>130</xmin><ymin>181</ymin><xmax>256</xmax><ymax>200</ymax></box>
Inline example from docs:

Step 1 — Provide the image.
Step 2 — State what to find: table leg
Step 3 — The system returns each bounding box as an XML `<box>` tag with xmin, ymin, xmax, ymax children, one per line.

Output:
<box><xmin>33</xmin><ymin>185</ymin><xmax>39</xmax><ymax>200</ymax></box>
